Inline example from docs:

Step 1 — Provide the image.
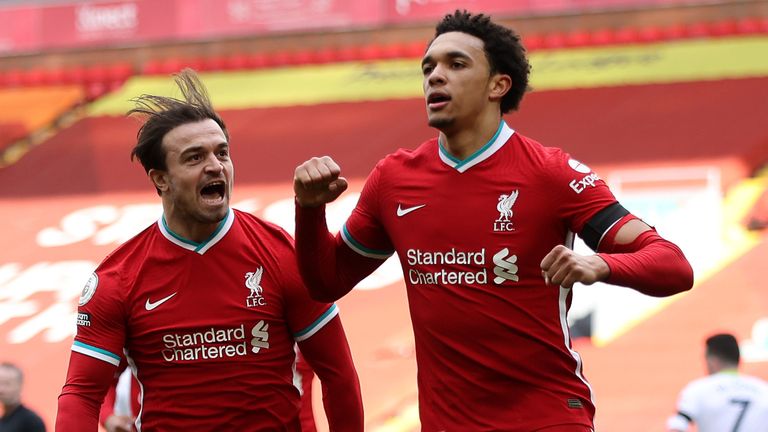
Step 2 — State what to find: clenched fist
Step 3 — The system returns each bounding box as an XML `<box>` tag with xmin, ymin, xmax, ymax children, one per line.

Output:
<box><xmin>540</xmin><ymin>245</ymin><xmax>610</xmax><ymax>288</ymax></box>
<box><xmin>294</xmin><ymin>156</ymin><xmax>349</xmax><ymax>207</ymax></box>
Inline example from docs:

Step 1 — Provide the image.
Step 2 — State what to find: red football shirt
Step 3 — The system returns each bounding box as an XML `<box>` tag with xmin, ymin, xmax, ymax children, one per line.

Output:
<box><xmin>343</xmin><ymin>122</ymin><xmax>616</xmax><ymax>430</ymax></box>
<box><xmin>71</xmin><ymin>209</ymin><xmax>337</xmax><ymax>430</ymax></box>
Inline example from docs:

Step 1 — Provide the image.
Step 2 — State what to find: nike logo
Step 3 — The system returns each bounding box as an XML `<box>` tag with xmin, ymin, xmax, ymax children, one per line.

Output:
<box><xmin>145</xmin><ymin>292</ymin><xmax>177</xmax><ymax>311</ymax></box>
<box><xmin>397</xmin><ymin>204</ymin><xmax>426</xmax><ymax>217</ymax></box>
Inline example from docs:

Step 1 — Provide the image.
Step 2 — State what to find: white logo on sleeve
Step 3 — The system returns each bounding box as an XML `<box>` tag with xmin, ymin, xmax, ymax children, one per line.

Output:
<box><xmin>145</xmin><ymin>292</ymin><xmax>177</xmax><ymax>311</ymax></box>
<box><xmin>250</xmin><ymin>320</ymin><xmax>270</xmax><ymax>353</ymax></box>
<box><xmin>492</xmin><ymin>248</ymin><xmax>519</xmax><ymax>284</ymax></box>
<box><xmin>397</xmin><ymin>204</ymin><xmax>426</xmax><ymax>217</ymax></box>
<box><xmin>568</xmin><ymin>158</ymin><xmax>591</xmax><ymax>174</ymax></box>
<box><xmin>79</xmin><ymin>273</ymin><xmax>99</xmax><ymax>306</ymax></box>
<box><xmin>245</xmin><ymin>266</ymin><xmax>267</xmax><ymax>307</ymax></box>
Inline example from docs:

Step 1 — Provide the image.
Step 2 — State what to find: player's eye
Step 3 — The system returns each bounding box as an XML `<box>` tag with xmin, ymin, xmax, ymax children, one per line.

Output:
<box><xmin>422</xmin><ymin>65</ymin><xmax>434</xmax><ymax>75</ymax></box>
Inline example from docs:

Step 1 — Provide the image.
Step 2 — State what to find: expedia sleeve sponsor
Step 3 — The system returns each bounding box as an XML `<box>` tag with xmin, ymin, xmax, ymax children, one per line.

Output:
<box><xmin>569</xmin><ymin>172</ymin><xmax>601</xmax><ymax>194</ymax></box>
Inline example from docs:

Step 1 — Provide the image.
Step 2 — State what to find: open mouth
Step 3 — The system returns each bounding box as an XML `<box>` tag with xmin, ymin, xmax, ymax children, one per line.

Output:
<box><xmin>427</xmin><ymin>92</ymin><xmax>451</xmax><ymax>109</ymax></box>
<box><xmin>200</xmin><ymin>181</ymin><xmax>226</xmax><ymax>204</ymax></box>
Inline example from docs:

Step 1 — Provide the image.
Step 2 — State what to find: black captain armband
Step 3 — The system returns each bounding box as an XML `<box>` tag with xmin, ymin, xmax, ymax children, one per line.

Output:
<box><xmin>580</xmin><ymin>202</ymin><xmax>630</xmax><ymax>251</ymax></box>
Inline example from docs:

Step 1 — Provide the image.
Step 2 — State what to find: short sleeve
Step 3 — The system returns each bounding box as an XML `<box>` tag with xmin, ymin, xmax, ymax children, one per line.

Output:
<box><xmin>546</xmin><ymin>149</ymin><xmax>618</xmax><ymax>234</ymax></box>
<box><xmin>71</xmin><ymin>268</ymin><xmax>127</xmax><ymax>366</ymax></box>
<box><xmin>341</xmin><ymin>161</ymin><xmax>394</xmax><ymax>259</ymax></box>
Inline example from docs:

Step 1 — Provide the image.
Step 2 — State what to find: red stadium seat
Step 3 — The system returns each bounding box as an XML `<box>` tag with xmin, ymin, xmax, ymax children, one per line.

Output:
<box><xmin>311</xmin><ymin>47</ymin><xmax>337</xmax><ymax>64</ymax></box>
<box><xmin>590</xmin><ymin>29</ymin><xmax>616</xmax><ymax>46</ymax></box>
<box><xmin>335</xmin><ymin>46</ymin><xmax>361</xmax><ymax>62</ymax></box>
<box><xmin>402</xmin><ymin>41</ymin><xmax>426</xmax><ymax>59</ymax></box>
<box><xmin>84</xmin><ymin>65</ymin><xmax>108</xmax><ymax>85</ymax></box>
<box><xmin>224</xmin><ymin>54</ymin><xmax>249</xmax><ymax>70</ymax></box>
<box><xmin>638</xmin><ymin>25</ymin><xmax>664</xmax><ymax>43</ymax></box>
<box><xmin>542</xmin><ymin>32</ymin><xmax>567</xmax><ymax>49</ymax></box>
<box><xmin>62</xmin><ymin>66</ymin><xmax>86</xmax><ymax>85</ymax></box>
<box><xmin>709</xmin><ymin>19</ymin><xmax>738</xmax><ymax>37</ymax></box>
<box><xmin>565</xmin><ymin>30</ymin><xmax>591</xmax><ymax>47</ymax></box>
<box><xmin>523</xmin><ymin>34</ymin><xmax>544</xmax><ymax>51</ymax></box>
<box><xmin>686</xmin><ymin>22</ymin><xmax>711</xmax><ymax>38</ymax></box>
<box><xmin>20</xmin><ymin>69</ymin><xmax>47</xmax><ymax>87</ymax></box>
<box><xmin>142</xmin><ymin>59</ymin><xmax>163</xmax><ymax>75</ymax></box>
<box><xmin>246</xmin><ymin>53</ymin><xmax>269</xmax><ymax>69</ymax></box>
<box><xmin>662</xmin><ymin>23</ymin><xmax>689</xmax><ymax>41</ymax></box>
<box><xmin>614</xmin><ymin>27</ymin><xmax>640</xmax><ymax>44</ymax></box>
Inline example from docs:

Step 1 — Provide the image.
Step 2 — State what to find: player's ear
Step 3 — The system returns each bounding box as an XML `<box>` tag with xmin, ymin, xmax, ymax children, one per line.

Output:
<box><xmin>148</xmin><ymin>169</ymin><xmax>169</xmax><ymax>193</ymax></box>
<box><xmin>488</xmin><ymin>73</ymin><xmax>512</xmax><ymax>103</ymax></box>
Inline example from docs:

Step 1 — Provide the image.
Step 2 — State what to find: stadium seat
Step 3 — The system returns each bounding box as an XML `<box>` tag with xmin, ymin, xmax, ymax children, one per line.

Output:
<box><xmin>590</xmin><ymin>29</ymin><xmax>617</xmax><ymax>46</ymax></box>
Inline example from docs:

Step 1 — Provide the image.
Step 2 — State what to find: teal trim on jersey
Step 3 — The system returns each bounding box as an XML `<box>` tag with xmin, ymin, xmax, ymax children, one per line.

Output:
<box><xmin>438</xmin><ymin>120</ymin><xmax>504</xmax><ymax>168</ymax></box>
<box><xmin>161</xmin><ymin>209</ymin><xmax>231</xmax><ymax>251</ymax></box>
<box><xmin>161</xmin><ymin>217</ymin><xmax>200</xmax><ymax>247</ymax></box>
<box><xmin>342</xmin><ymin>225</ymin><xmax>393</xmax><ymax>257</ymax></box>
<box><xmin>73</xmin><ymin>341</ymin><xmax>121</xmax><ymax>362</ymax></box>
<box><xmin>194</xmin><ymin>210</ymin><xmax>230</xmax><ymax>252</ymax></box>
<box><xmin>294</xmin><ymin>304</ymin><xmax>339</xmax><ymax>338</ymax></box>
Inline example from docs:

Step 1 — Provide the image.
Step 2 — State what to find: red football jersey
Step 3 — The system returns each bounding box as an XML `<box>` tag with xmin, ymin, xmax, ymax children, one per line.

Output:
<box><xmin>71</xmin><ymin>209</ymin><xmax>338</xmax><ymax>431</ymax></box>
<box><xmin>343</xmin><ymin>122</ymin><xmax>616</xmax><ymax>430</ymax></box>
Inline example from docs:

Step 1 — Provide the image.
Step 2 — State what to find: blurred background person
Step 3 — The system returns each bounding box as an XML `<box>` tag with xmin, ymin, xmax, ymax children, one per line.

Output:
<box><xmin>0</xmin><ymin>362</ymin><xmax>46</xmax><ymax>432</ymax></box>
<box><xmin>667</xmin><ymin>333</ymin><xmax>768</xmax><ymax>432</ymax></box>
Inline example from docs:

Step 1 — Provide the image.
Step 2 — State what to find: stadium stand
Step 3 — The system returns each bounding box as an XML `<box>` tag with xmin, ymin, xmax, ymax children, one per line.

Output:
<box><xmin>1</xmin><ymin>1</ymin><xmax>768</xmax><ymax>431</ymax></box>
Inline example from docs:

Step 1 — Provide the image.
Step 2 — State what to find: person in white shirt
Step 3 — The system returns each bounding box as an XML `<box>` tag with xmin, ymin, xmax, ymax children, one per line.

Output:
<box><xmin>667</xmin><ymin>333</ymin><xmax>768</xmax><ymax>432</ymax></box>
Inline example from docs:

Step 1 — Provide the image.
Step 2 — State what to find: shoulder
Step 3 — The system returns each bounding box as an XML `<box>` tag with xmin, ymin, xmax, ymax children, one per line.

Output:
<box><xmin>95</xmin><ymin>223</ymin><xmax>158</xmax><ymax>282</ymax></box>
<box><xmin>234</xmin><ymin>209</ymin><xmax>294</xmax><ymax>248</ymax></box>
<box><xmin>376</xmin><ymin>138</ymin><xmax>438</xmax><ymax>172</ymax></box>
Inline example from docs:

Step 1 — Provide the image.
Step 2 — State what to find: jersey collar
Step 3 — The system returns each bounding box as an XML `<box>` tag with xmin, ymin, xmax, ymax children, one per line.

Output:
<box><xmin>438</xmin><ymin>121</ymin><xmax>515</xmax><ymax>173</ymax></box>
<box><xmin>157</xmin><ymin>208</ymin><xmax>235</xmax><ymax>255</ymax></box>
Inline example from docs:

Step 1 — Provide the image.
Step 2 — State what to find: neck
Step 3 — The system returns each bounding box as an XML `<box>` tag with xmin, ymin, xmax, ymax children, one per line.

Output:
<box><xmin>439</xmin><ymin>113</ymin><xmax>503</xmax><ymax>160</ymax></box>
<box><xmin>162</xmin><ymin>202</ymin><xmax>223</xmax><ymax>244</ymax></box>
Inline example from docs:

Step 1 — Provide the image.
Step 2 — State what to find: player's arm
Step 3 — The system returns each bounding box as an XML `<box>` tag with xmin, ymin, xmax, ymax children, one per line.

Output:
<box><xmin>297</xmin><ymin>315</ymin><xmax>363</xmax><ymax>432</ymax></box>
<box><xmin>294</xmin><ymin>156</ymin><xmax>386</xmax><ymax>302</ymax></box>
<box><xmin>541</xmin><ymin>204</ymin><xmax>693</xmax><ymax>296</ymax></box>
<box><xmin>99</xmin><ymin>362</ymin><xmax>135</xmax><ymax>432</ymax></box>
<box><xmin>57</xmin><ymin>353</ymin><xmax>120</xmax><ymax>431</ymax></box>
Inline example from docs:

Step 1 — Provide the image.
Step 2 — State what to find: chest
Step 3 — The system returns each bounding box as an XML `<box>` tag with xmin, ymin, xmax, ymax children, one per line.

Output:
<box><xmin>379</xmin><ymin>167</ymin><xmax>565</xmax><ymax>254</ymax></box>
<box><xmin>124</xmin><ymin>248</ymin><xmax>289</xmax><ymax>355</ymax></box>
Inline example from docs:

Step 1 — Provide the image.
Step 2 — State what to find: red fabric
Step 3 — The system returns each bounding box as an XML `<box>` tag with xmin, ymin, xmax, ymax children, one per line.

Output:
<box><xmin>297</xmin><ymin>317</ymin><xmax>363</xmax><ymax>432</ymax></box>
<box><xmin>294</xmin><ymin>203</ymin><xmax>382</xmax><ymax>302</ymax></box>
<box><xmin>56</xmin><ymin>353</ymin><xmax>117</xmax><ymax>431</ymax></box>
<box><xmin>598</xmin><ymin>227</ymin><xmax>694</xmax><ymax>297</ymax></box>
<box><xmin>296</xmin><ymin>352</ymin><xmax>317</xmax><ymax>432</ymax></box>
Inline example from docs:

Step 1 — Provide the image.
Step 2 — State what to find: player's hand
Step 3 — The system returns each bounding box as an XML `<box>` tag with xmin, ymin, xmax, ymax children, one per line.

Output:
<box><xmin>540</xmin><ymin>245</ymin><xmax>610</xmax><ymax>288</ymax></box>
<box><xmin>104</xmin><ymin>414</ymin><xmax>134</xmax><ymax>432</ymax></box>
<box><xmin>294</xmin><ymin>156</ymin><xmax>349</xmax><ymax>207</ymax></box>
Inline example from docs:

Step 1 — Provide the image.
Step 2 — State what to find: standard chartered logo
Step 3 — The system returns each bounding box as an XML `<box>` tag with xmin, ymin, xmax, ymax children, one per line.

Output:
<box><xmin>405</xmin><ymin>247</ymin><xmax>520</xmax><ymax>286</ymax></box>
<box><xmin>161</xmin><ymin>321</ymin><xmax>271</xmax><ymax>362</ymax></box>
<box><xmin>250</xmin><ymin>320</ymin><xmax>269</xmax><ymax>353</ymax></box>
<box><xmin>406</xmin><ymin>248</ymin><xmax>488</xmax><ymax>285</ymax></box>
<box><xmin>492</xmin><ymin>248</ymin><xmax>519</xmax><ymax>284</ymax></box>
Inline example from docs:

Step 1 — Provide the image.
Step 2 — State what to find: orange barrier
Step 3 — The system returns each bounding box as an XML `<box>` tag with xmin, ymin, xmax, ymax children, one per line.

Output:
<box><xmin>0</xmin><ymin>86</ymin><xmax>83</xmax><ymax>133</ymax></box>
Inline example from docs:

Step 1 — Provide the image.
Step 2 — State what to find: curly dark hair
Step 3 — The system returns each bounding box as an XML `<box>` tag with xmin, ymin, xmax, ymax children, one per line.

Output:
<box><xmin>128</xmin><ymin>68</ymin><xmax>229</xmax><ymax>179</ymax></box>
<box><xmin>432</xmin><ymin>10</ymin><xmax>531</xmax><ymax>113</ymax></box>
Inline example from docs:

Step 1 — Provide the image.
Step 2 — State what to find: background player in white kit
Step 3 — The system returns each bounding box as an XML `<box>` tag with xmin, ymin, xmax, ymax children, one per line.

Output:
<box><xmin>667</xmin><ymin>333</ymin><xmax>768</xmax><ymax>432</ymax></box>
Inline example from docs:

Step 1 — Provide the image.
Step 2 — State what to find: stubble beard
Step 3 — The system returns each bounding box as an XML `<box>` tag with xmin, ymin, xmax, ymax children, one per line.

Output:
<box><xmin>428</xmin><ymin>115</ymin><xmax>454</xmax><ymax>130</ymax></box>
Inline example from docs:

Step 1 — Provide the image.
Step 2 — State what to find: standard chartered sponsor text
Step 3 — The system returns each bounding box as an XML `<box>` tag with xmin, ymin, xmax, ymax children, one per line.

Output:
<box><xmin>407</xmin><ymin>248</ymin><xmax>488</xmax><ymax>285</ymax></box>
<box><xmin>162</xmin><ymin>324</ymin><xmax>247</xmax><ymax>362</ymax></box>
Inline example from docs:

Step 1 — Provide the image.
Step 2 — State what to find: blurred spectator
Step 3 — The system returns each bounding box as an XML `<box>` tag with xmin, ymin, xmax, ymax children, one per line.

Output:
<box><xmin>667</xmin><ymin>333</ymin><xmax>768</xmax><ymax>431</ymax></box>
<box><xmin>0</xmin><ymin>362</ymin><xmax>46</xmax><ymax>432</ymax></box>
